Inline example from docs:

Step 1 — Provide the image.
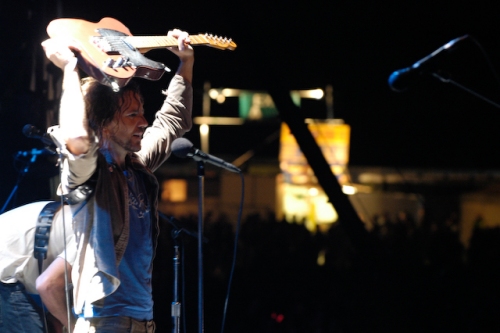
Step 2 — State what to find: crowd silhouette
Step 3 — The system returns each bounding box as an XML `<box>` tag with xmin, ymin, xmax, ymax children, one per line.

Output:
<box><xmin>152</xmin><ymin>208</ymin><xmax>500</xmax><ymax>333</ymax></box>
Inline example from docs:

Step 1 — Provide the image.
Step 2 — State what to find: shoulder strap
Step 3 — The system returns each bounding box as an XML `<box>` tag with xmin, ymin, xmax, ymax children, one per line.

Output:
<box><xmin>34</xmin><ymin>201</ymin><xmax>62</xmax><ymax>274</ymax></box>
<box><xmin>63</xmin><ymin>169</ymin><xmax>98</xmax><ymax>205</ymax></box>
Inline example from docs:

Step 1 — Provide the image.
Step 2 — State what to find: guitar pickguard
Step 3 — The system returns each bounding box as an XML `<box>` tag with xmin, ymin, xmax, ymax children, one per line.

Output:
<box><xmin>95</xmin><ymin>28</ymin><xmax>168</xmax><ymax>79</ymax></box>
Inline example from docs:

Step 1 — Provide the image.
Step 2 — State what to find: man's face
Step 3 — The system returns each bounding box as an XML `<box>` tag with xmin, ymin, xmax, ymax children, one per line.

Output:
<box><xmin>104</xmin><ymin>90</ymin><xmax>147</xmax><ymax>153</ymax></box>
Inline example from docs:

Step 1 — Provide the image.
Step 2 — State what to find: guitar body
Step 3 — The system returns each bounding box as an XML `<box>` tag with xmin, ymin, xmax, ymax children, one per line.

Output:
<box><xmin>47</xmin><ymin>17</ymin><xmax>168</xmax><ymax>89</ymax></box>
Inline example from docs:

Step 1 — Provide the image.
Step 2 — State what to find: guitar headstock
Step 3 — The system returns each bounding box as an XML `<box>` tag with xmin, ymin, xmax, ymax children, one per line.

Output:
<box><xmin>200</xmin><ymin>34</ymin><xmax>237</xmax><ymax>51</ymax></box>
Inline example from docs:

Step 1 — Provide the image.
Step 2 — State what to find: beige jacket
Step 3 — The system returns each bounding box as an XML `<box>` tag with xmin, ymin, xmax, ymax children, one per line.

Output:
<box><xmin>49</xmin><ymin>75</ymin><xmax>192</xmax><ymax>314</ymax></box>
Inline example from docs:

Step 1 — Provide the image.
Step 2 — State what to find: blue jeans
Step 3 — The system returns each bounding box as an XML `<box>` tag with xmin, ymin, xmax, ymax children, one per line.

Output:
<box><xmin>74</xmin><ymin>316</ymin><xmax>155</xmax><ymax>333</ymax></box>
<box><xmin>0</xmin><ymin>281</ymin><xmax>44</xmax><ymax>333</ymax></box>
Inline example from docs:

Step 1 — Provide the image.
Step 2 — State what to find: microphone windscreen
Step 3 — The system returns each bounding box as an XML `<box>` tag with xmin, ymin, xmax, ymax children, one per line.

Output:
<box><xmin>388</xmin><ymin>68</ymin><xmax>410</xmax><ymax>92</ymax></box>
<box><xmin>22</xmin><ymin>124</ymin><xmax>39</xmax><ymax>138</ymax></box>
<box><xmin>171</xmin><ymin>138</ymin><xmax>194</xmax><ymax>158</ymax></box>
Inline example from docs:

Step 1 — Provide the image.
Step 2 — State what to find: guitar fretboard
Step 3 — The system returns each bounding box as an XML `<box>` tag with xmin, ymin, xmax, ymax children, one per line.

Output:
<box><xmin>124</xmin><ymin>34</ymin><xmax>235</xmax><ymax>50</ymax></box>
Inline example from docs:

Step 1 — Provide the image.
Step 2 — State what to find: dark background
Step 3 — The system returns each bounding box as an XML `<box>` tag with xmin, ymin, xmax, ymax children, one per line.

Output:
<box><xmin>3</xmin><ymin>1</ymin><xmax>500</xmax><ymax>205</ymax></box>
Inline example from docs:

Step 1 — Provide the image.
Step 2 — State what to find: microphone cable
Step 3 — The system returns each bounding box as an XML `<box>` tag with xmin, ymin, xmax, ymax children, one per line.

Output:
<box><xmin>219</xmin><ymin>172</ymin><xmax>245</xmax><ymax>333</ymax></box>
<box><xmin>467</xmin><ymin>34</ymin><xmax>500</xmax><ymax>94</ymax></box>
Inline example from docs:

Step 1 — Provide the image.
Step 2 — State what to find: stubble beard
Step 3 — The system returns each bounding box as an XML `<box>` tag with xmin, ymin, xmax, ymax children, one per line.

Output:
<box><xmin>108</xmin><ymin>134</ymin><xmax>141</xmax><ymax>153</ymax></box>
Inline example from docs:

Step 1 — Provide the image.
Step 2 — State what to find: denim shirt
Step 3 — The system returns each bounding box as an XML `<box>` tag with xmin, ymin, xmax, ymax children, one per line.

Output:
<box><xmin>49</xmin><ymin>75</ymin><xmax>192</xmax><ymax>315</ymax></box>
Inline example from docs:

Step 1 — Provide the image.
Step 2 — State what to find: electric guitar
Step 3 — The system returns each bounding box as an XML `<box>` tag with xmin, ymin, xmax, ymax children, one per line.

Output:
<box><xmin>46</xmin><ymin>17</ymin><xmax>237</xmax><ymax>90</ymax></box>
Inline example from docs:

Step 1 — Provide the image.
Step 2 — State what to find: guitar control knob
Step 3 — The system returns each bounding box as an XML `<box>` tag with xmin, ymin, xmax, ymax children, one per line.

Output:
<box><xmin>113</xmin><ymin>57</ymin><xmax>127</xmax><ymax>68</ymax></box>
<box><xmin>103</xmin><ymin>58</ymin><xmax>115</xmax><ymax>68</ymax></box>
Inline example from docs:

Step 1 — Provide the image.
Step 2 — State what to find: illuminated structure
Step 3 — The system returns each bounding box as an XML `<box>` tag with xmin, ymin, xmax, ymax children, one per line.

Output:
<box><xmin>162</xmin><ymin>83</ymin><xmax>351</xmax><ymax>232</ymax></box>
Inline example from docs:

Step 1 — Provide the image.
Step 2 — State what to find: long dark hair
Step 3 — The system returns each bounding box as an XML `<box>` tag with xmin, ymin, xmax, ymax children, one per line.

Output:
<box><xmin>82</xmin><ymin>78</ymin><xmax>143</xmax><ymax>141</ymax></box>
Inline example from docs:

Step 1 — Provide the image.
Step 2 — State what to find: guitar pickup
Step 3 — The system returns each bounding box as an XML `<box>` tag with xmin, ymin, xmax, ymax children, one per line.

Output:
<box><xmin>91</xmin><ymin>36</ymin><xmax>120</xmax><ymax>55</ymax></box>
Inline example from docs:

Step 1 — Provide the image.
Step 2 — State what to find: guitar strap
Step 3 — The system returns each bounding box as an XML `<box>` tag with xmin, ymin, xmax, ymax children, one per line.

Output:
<box><xmin>33</xmin><ymin>201</ymin><xmax>62</xmax><ymax>333</ymax></box>
<box><xmin>34</xmin><ymin>173</ymin><xmax>97</xmax><ymax>270</ymax></box>
<box><xmin>34</xmin><ymin>201</ymin><xmax>62</xmax><ymax>276</ymax></box>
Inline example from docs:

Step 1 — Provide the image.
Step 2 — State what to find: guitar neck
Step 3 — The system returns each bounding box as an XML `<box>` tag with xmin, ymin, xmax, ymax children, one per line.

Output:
<box><xmin>127</xmin><ymin>34</ymin><xmax>235</xmax><ymax>52</ymax></box>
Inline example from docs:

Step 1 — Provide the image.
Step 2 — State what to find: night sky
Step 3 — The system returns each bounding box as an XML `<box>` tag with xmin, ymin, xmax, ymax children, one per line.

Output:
<box><xmin>1</xmin><ymin>1</ymin><xmax>500</xmax><ymax>205</ymax></box>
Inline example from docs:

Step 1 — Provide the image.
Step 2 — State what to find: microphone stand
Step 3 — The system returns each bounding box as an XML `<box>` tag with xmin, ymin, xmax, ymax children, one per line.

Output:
<box><xmin>197</xmin><ymin>161</ymin><xmax>205</xmax><ymax>333</ymax></box>
<box><xmin>0</xmin><ymin>152</ymin><xmax>38</xmax><ymax>214</ymax></box>
<box><xmin>171</xmin><ymin>241</ymin><xmax>181</xmax><ymax>333</ymax></box>
<box><xmin>431</xmin><ymin>72</ymin><xmax>500</xmax><ymax>109</ymax></box>
<box><xmin>159</xmin><ymin>212</ymin><xmax>208</xmax><ymax>333</ymax></box>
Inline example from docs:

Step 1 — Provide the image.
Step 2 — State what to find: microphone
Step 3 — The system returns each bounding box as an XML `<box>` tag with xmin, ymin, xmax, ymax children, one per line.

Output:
<box><xmin>171</xmin><ymin>138</ymin><xmax>241</xmax><ymax>173</ymax></box>
<box><xmin>22</xmin><ymin>124</ymin><xmax>57</xmax><ymax>152</ymax></box>
<box><xmin>388</xmin><ymin>35</ymin><xmax>469</xmax><ymax>92</ymax></box>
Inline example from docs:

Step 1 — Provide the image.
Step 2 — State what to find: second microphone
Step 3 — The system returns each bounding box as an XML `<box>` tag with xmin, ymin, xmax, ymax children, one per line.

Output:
<box><xmin>171</xmin><ymin>138</ymin><xmax>241</xmax><ymax>173</ymax></box>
